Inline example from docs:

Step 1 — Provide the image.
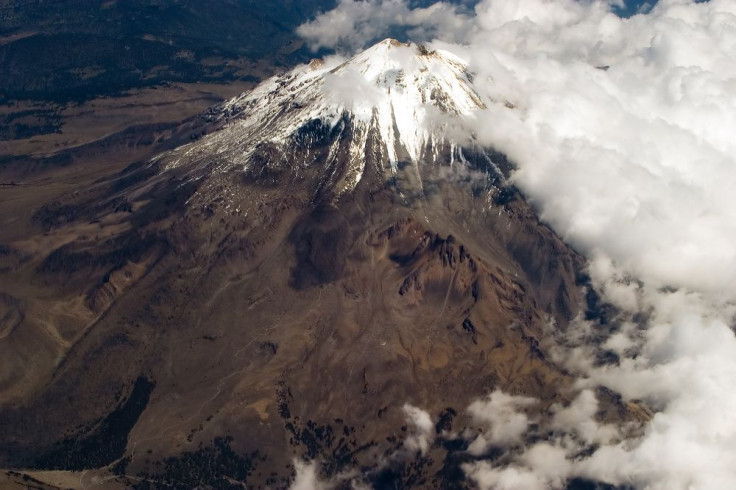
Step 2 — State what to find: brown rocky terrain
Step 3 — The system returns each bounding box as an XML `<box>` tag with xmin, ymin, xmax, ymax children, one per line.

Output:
<box><xmin>0</xmin><ymin>41</ymin><xmax>647</xmax><ymax>488</ymax></box>
<box><xmin>0</xmin><ymin>118</ymin><xmax>642</xmax><ymax>489</ymax></box>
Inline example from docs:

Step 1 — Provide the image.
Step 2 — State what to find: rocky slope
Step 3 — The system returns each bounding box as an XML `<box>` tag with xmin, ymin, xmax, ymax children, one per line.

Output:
<box><xmin>0</xmin><ymin>40</ymin><xmax>641</xmax><ymax>489</ymax></box>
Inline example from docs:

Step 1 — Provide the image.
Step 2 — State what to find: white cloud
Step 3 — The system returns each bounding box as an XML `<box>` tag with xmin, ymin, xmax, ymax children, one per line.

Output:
<box><xmin>466</xmin><ymin>390</ymin><xmax>536</xmax><ymax>453</ymax></box>
<box><xmin>402</xmin><ymin>403</ymin><xmax>435</xmax><ymax>455</ymax></box>
<box><xmin>520</xmin><ymin>443</ymin><xmax>572</xmax><ymax>487</ymax></box>
<box><xmin>290</xmin><ymin>460</ymin><xmax>326</xmax><ymax>490</ymax></box>
<box><xmin>460</xmin><ymin>0</ymin><xmax>736</xmax><ymax>297</ymax></box>
<box><xmin>462</xmin><ymin>390</ymin><xmax>607</xmax><ymax>489</ymax></box>
<box><xmin>321</xmin><ymin>61</ymin><xmax>384</xmax><ymax>120</ymax></box>
<box><xmin>461</xmin><ymin>3</ymin><xmax>736</xmax><ymax>484</ymax></box>
<box><xmin>298</xmin><ymin>0</ymin><xmax>736</xmax><ymax>488</ymax></box>
<box><xmin>551</xmin><ymin>389</ymin><xmax>619</xmax><ymax>445</ymax></box>
<box><xmin>296</xmin><ymin>0</ymin><xmax>471</xmax><ymax>52</ymax></box>
<box><xmin>464</xmin><ymin>462</ymin><xmax>549</xmax><ymax>490</ymax></box>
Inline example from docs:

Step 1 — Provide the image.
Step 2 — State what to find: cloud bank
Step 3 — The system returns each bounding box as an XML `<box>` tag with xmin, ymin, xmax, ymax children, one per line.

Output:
<box><xmin>297</xmin><ymin>0</ymin><xmax>472</xmax><ymax>52</ymax></box>
<box><xmin>290</xmin><ymin>459</ymin><xmax>325</xmax><ymax>490</ymax></box>
<box><xmin>298</xmin><ymin>0</ymin><xmax>736</xmax><ymax>488</ymax></box>
<box><xmin>466</xmin><ymin>390</ymin><xmax>537</xmax><ymax>454</ymax></box>
<box><xmin>402</xmin><ymin>404</ymin><xmax>436</xmax><ymax>455</ymax></box>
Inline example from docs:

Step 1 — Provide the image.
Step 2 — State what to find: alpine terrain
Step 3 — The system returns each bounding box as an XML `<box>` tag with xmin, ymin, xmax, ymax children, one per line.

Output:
<box><xmin>0</xmin><ymin>39</ymin><xmax>645</xmax><ymax>489</ymax></box>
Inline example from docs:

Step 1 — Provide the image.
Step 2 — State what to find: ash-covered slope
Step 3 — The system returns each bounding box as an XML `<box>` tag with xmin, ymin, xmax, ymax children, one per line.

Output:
<box><xmin>0</xmin><ymin>40</ymin><xmax>642</xmax><ymax>489</ymax></box>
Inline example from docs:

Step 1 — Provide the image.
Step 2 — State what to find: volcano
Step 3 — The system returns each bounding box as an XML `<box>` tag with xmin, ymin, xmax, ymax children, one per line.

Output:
<box><xmin>0</xmin><ymin>39</ymin><xmax>643</xmax><ymax>488</ymax></box>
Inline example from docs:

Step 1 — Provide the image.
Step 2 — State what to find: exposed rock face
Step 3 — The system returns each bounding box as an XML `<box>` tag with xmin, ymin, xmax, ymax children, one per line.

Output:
<box><xmin>0</xmin><ymin>40</ymin><xmax>640</xmax><ymax>488</ymax></box>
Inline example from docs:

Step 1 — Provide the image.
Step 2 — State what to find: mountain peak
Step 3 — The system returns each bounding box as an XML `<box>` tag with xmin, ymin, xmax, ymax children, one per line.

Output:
<box><xmin>166</xmin><ymin>39</ymin><xmax>488</xmax><ymax>196</ymax></box>
<box><xmin>332</xmin><ymin>38</ymin><xmax>484</xmax><ymax>113</ymax></box>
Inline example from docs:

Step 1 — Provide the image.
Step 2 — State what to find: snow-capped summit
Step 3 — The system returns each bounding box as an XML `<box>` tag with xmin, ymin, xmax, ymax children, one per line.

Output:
<box><xmin>165</xmin><ymin>39</ymin><xmax>489</xmax><ymax>195</ymax></box>
<box><xmin>325</xmin><ymin>39</ymin><xmax>485</xmax><ymax>164</ymax></box>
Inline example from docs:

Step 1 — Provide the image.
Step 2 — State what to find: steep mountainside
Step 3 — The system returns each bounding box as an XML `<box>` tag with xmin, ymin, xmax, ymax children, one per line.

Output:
<box><xmin>0</xmin><ymin>40</ymin><xmax>641</xmax><ymax>489</ymax></box>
